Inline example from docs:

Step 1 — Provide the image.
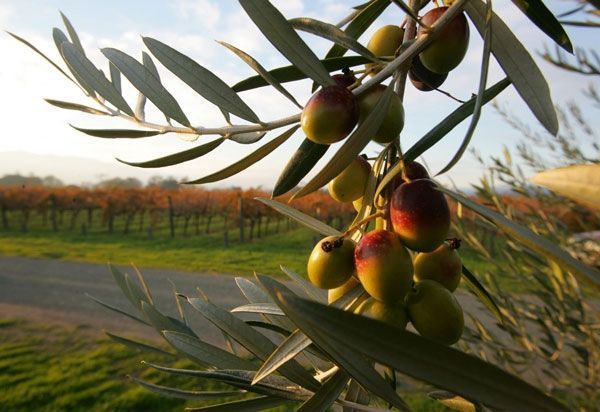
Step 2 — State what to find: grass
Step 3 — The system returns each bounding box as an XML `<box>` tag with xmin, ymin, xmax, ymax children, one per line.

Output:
<box><xmin>0</xmin><ymin>318</ymin><xmax>452</xmax><ymax>411</ymax></box>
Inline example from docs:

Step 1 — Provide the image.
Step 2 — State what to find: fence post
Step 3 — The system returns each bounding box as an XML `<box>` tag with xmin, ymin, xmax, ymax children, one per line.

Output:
<box><xmin>238</xmin><ymin>196</ymin><xmax>245</xmax><ymax>242</ymax></box>
<box><xmin>168</xmin><ymin>195</ymin><xmax>175</xmax><ymax>238</ymax></box>
<box><xmin>50</xmin><ymin>194</ymin><xmax>58</xmax><ymax>232</ymax></box>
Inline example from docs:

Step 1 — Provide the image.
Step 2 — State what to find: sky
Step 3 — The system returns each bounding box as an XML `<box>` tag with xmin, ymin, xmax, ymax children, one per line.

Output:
<box><xmin>0</xmin><ymin>0</ymin><xmax>597</xmax><ymax>189</ymax></box>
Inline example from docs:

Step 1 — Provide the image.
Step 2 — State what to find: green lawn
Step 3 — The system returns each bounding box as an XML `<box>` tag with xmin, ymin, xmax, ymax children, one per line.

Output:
<box><xmin>0</xmin><ymin>318</ymin><xmax>451</xmax><ymax>411</ymax></box>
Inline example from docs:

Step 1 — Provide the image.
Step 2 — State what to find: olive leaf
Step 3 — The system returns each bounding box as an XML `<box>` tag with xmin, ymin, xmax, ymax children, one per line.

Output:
<box><xmin>184</xmin><ymin>125</ymin><xmax>298</xmax><ymax>184</ymax></box>
<box><xmin>130</xmin><ymin>376</ymin><xmax>244</xmax><ymax>401</ymax></box>
<box><xmin>102</xmin><ymin>47</ymin><xmax>191</xmax><ymax>127</ymax></box>
<box><xmin>85</xmin><ymin>293</ymin><xmax>149</xmax><ymax>326</ymax></box>
<box><xmin>218</xmin><ymin>41</ymin><xmax>302</xmax><ymax>109</ymax></box>
<box><xmin>143</xmin><ymin>37</ymin><xmax>260</xmax><ymax>123</ymax></box>
<box><xmin>109</xmin><ymin>62</ymin><xmax>121</xmax><ymax>93</ymax></box>
<box><xmin>466</xmin><ymin>0</ymin><xmax>558</xmax><ymax>135</ymax></box>
<box><xmin>437</xmin><ymin>0</ymin><xmax>493</xmax><ymax>176</ymax></box>
<box><xmin>52</xmin><ymin>29</ymin><xmax>96</xmax><ymax>97</ymax></box>
<box><xmin>62</xmin><ymin>43</ymin><xmax>138</xmax><ymax>115</ymax></box>
<box><xmin>70</xmin><ymin>125</ymin><xmax>162</xmax><ymax>138</ymax></box>
<box><xmin>232</xmin><ymin>55</ymin><xmax>371</xmax><ymax>92</ymax></box>
<box><xmin>105</xmin><ymin>332</ymin><xmax>175</xmax><ymax>357</ymax></box>
<box><xmin>288</xmin><ymin>17</ymin><xmax>379</xmax><ymax>63</ymax></box>
<box><xmin>162</xmin><ymin>331</ymin><xmax>256</xmax><ymax>370</ymax></box>
<box><xmin>59</xmin><ymin>12</ymin><xmax>85</xmax><ymax>55</ymax></box>
<box><xmin>264</xmin><ymin>281</ymin><xmax>568</xmax><ymax>412</ymax></box>
<box><xmin>272</xmin><ymin>138</ymin><xmax>329</xmax><ymax>197</ymax></box>
<box><xmin>509</xmin><ymin>0</ymin><xmax>573</xmax><ymax>53</ymax></box>
<box><xmin>239</xmin><ymin>0</ymin><xmax>335</xmax><ymax>88</ymax></box>
<box><xmin>44</xmin><ymin>99</ymin><xmax>109</xmax><ymax>115</ymax></box>
<box><xmin>255</xmin><ymin>198</ymin><xmax>342</xmax><ymax>237</ymax></box>
<box><xmin>462</xmin><ymin>265</ymin><xmax>503</xmax><ymax>323</ymax></box>
<box><xmin>298</xmin><ymin>369</ymin><xmax>350</xmax><ymax>412</ymax></box>
<box><xmin>6</xmin><ymin>31</ymin><xmax>75</xmax><ymax>85</ymax></box>
<box><xmin>324</xmin><ymin>0</ymin><xmax>391</xmax><ymax>60</ymax></box>
<box><xmin>117</xmin><ymin>137</ymin><xmax>224</xmax><ymax>168</ymax></box>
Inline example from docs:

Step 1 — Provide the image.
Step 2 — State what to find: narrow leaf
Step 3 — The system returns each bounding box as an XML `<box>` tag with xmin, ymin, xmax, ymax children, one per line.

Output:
<box><xmin>298</xmin><ymin>369</ymin><xmax>349</xmax><ymax>412</ymax></box>
<box><xmin>106</xmin><ymin>332</ymin><xmax>175</xmax><ymax>357</ymax></box>
<box><xmin>236</xmin><ymin>277</ymin><xmax>274</xmax><ymax>304</ymax></box>
<box><xmin>44</xmin><ymin>99</ymin><xmax>109</xmax><ymax>115</ymax></box>
<box><xmin>218</xmin><ymin>41</ymin><xmax>302</xmax><ymax>108</ymax></box>
<box><xmin>289</xmin><ymin>18</ymin><xmax>378</xmax><ymax>63</ymax></box>
<box><xmin>109</xmin><ymin>264</ymin><xmax>147</xmax><ymax>311</ymax></box>
<box><xmin>461</xmin><ymin>265</ymin><xmax>502</xmax><ymax>323</ymax></box>
<box><xmin>293</xmin><ymin>82</ymin><xmax>393</xmax><ymax>199</ymax></box>
<box><xmin>509</xmin><ymin>0</ymin><xmax>573</xmax><ymax>53</ymax></box>
<box><xmin>144</xmin><ymin>364</ymin><xmax>310</xmax><ymax>400</ymax></box>
<box><xmin>530</xmin><ymin>164</ymin><xmax>600</xmax><ymax>211</ymax></box>
<box><xmin>187</xmin><ymin>396</ymin><xmax>291</xmax><ymax>411</ymax></box>
<box><xmin>85</xmin><ymin>293</ymin><xmax>149</xmax><ymax>326</ymax></box>
<box><xmin>141</xmin><ymin>301</ymin><xmax>196</xmax><ymax>337</ymax></box>
<box><xmin>442</xmin><ymin>188</ymin><xmax>600</xmax><ymax>288</ymax></box>
<box><xmin>109</xmin><ymin>62</ymin><xmax>121</xmax><ymax>93</ymax></box>
<box><xmin>61</xmin><ymin>42</ymin><xmax>136</xmax><ymax>115</ymax></box>
<box><xmin>258</xmin><ymin>276</ymin><xmax>410</xmax><ymax>411</ymax></box>
<box><xmin>102</xmin><ymin>47</ymin><xmax>190</xmax><ymax>126</ymax></box>
<box><xmin>7</xmin><ymin>31</ymin><xmax>75</xmax><ymax>85</ymax></box>
<box><xmin>272</xmin><ymin>138</ymin><xmax>329</xmax><ymax>197</ymax></box>
<box><xmin>266</xmin><ymin>283</ymin><xmax>568</xmax><ymax>412</ymax></box>
<box><xmin>184</xmin><ymin>125</ymin><xmax>298</xmax><ymax>184</ymax></box>
<box><xmin>239</xmin><ymin>0</ymin><xmax>335</xmax><ymax>87</ymax></box>
<box><xmin>252</xmin><ymin>329</ymin><xmax>312</xmax><ymax>385</ymax></box>
<box><xmin>143</xmin><ymin>37</ymin><xmax>259</xmax><ymax>123</ymax></box>
<box><xmin>163</xmin><ymin>331</ymin><xmax>255</xmax><ymax>370</ymax></box>
<box><xmin>231</xmin><ymin>303</ymin><xmax>285</xmax><ymax>316</ymax></box>
<box><xmin>376</xmin><ymin>78</ymin><xmax>510</xmax><ymax>199</ymax></box>
<box><xmin>52</xmin><ymin>28</ymin><xmax>96</xmax><ymax>97</ymax></box>
<box><xmin>59</xmin><ymin>12</ymin><xmax>85</xmax><ymax>55</ymax></box>
<box><xmin>324</xmin><ymin>0</ymin><xmax>391</xmax><ymax>60</ymax></box>
<box><xmin>130</xmin><ymin>376</ymin><xmax>244</xmax><ymax>401</ymax></box>
<box><xmin>228</xmin><ymin>131</ymin><xmax>267</xmax><ymax>145</ymax></box>
<box><xmin>186</xmin><ymin>298</ymin><xmax>321</xmax><ymax>391</ymax></box>
<box><xmin>142</xmin><ymin>51</ymin><xmax>161</xmax><ymax>80</ymax></box>
<box><xmin>437</xmin><ymin>0</ymin><xmax>492</xmax><ymax>175</ymax></box>
<box><xmin>117</xmin><ymin>137</ymin><xmax>224</xmax><ymax>168</ymax></box>
<box><xmin>466</xmin><ymin>0</ymin><xmax>558</xmax><ymax>135</ymax></box>
<box><xmin>255</xmin><ymin>198</ymin><xmax>341</xmax><ymax>237</ymax></box>
<box><xmin>70</xmin><ymin>125</ymin><xmax>162</xmax><ymax>138</ymax></box>
<box><xmin>279</xmin><ymin>266</ymin><xmax>329</xmax><ymax>303</ymax></box>
<box><xmin>232</xmin><ymin>55</ymin><xmax>371</xmax><ymax>92</ymax></box>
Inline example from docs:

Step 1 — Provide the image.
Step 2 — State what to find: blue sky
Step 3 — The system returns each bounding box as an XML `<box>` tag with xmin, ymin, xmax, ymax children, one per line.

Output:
<box><xmin>0</xmin><ymin>0</ymin><xmax>597</xmax><ymax>188</ymax></box>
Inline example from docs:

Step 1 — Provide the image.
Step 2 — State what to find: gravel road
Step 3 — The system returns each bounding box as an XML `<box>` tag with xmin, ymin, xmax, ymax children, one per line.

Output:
<box><xmin>0</xmin><ymin>255</ymin><xmax>495</xmax><ymax>346</ymax></box>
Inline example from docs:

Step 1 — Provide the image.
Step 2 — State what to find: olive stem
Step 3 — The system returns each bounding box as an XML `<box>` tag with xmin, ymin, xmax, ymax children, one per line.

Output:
<box><xmin>395</xmin><ymin>0</ymin><xmax>419</xmax><ymax>100</ymax></box>
<box><xmin>341</xmin><ymin>211</ymin><xmax>386</xmax><ymax>237</ymax></box>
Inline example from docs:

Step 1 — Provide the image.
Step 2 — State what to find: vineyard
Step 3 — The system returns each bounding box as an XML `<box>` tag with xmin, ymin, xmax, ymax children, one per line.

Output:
<box><xmin>0</xmin><ymin>185</ymin><xmax>356</xmax><ymax>245</ymax></box>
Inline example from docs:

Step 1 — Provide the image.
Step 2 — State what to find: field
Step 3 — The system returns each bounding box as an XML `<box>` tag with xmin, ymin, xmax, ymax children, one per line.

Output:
<box><xmin>0</xmin><ymin>318</ymin><xmax>451</xmax><ymax>411</ymax></box>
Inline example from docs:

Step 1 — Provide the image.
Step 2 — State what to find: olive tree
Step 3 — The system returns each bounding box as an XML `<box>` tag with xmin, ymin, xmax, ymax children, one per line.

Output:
<box><xmin>11</xmin><ymin>0</ymin><xmax>600</xmax><ymax>410</ymax></box>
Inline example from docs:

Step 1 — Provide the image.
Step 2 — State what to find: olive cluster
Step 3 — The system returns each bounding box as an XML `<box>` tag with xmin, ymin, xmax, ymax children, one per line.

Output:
<box><xmin>303</xmin><ymin>8</ymin><xmax>470</xmax><ymax>346</ymax></box>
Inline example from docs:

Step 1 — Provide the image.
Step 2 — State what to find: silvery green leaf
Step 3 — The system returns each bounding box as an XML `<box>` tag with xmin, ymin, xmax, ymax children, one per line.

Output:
<box><xmin>162</xmin><ymin>331</ymin><xmax>255</xmax><ymax>370</ymax></box>
<box><xmin>239</xmin><ymin>0</ymin><xmax>335</xmax><ymax>88</ymax></box>
<box><xmin>105</xmin><ymin>331</ymin><xmax>175</xmax><ymax>357</ymax></box>
<box><xmin>62</xmin><ymin>43</ymin><xmax>137</xmax><ymax>114</ymax></box>
<box><xmin>102</xmin><ymin>47</ymin><xmax>190</xmax><ymax>126</ymax></box>
<box><xmin>466</xmin><ymin>0</ymin><xmax>558</xmax><ymax>135</ymax></box>
<box><xmin>184</xmin><ymin>126</ymin><xmax>298</xmax><ymax>184</ymax></box>
<box><xmin>44</xmin><ymin>99</ymin><xmax>109</xmax><ymax>115</ymax></box>
<box><xmin>143</xmin><ymin>37</ymin><xmax>260</xmax><ymax>123</ymax></box>
<box><xmin>256</xmin><ymin>199</ymin><xmax>341</xmax><ymax>238</ymax></box>
<box><xmin>117</xmin><ymin>137</ymin><xmax>224</xmax><ymax>168</ymax></box>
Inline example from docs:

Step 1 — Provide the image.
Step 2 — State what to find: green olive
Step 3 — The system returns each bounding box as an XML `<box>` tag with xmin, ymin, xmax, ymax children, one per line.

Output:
<box><xmin>405</xmin><ymin>280</ymin><xmax>464</xmax><ymax>345</ymax></box>
<box><xmin>365</xmin><ymin>25</ymin><xmax>404</xmax><ymax>75</ymax></box>
<box><xmin>358</xmin><ymin>84</ymin><xmax>405</xmax><ymax>144</ymax></box>
<box><xmin>355</xmin><ymin>297</ymin><xmax>408</xmax><ymax>330</ymax></box>
<box><xmin>307</xmin><ymin>236</ymin><xmax>356</xmax><ymax>289</ymax></box>
<box><xmin>328</xmin><ymin>156</ymin><xmax>371</xmax><ymax>202</ymax></box>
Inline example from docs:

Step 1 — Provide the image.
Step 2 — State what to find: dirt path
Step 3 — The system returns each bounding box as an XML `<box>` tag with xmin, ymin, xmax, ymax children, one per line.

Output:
<box><xmin>0</xmin><ymin>255</ymin><xmax>495</xmax><ymax>345</ymax></box>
